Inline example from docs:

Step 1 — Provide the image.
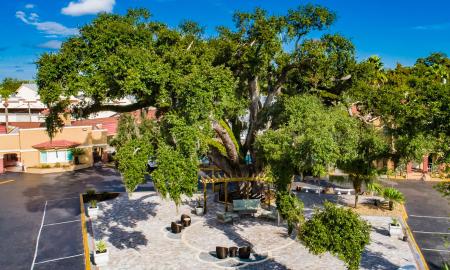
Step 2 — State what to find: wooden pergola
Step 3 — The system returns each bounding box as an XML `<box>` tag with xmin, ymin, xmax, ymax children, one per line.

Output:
<box><xmin>199</xmin><ymin>173</ymin><xmax>270</xmax><ymax>214</ymax></box>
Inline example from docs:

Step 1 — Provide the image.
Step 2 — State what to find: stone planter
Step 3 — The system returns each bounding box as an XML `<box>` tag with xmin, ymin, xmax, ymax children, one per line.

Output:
<box><xmin>88</xmin><ymin>206</ymin><xmax>99</xmax><ymax>218</ymax></box>
<box><xmin>229</xmin><ymin>246</ymin><xmax>238</xmax><ymax>257</ymax></box>
<box><xmin>238</xmin><ymin>246</ymin><xmax>251</xmax><ymax>259</ymax></box>
<box><xmin>216</xmin><ymin>246</ymin><xmax>228</xmax><ymax>259</ymax></box>
<box><xmin>181</xmin><ymin>214</ymin><xmax>191</xmax><ymax>227</ymax></box>
<box><xmin>389</xmin><ymin>223</ymin><xmax>402</xmax><ymax>237</ymax></box>
<box><xmin>171</xmin><ymin>222</ymin><xmax>182</xmax><ymax>234</ymax></box>
<box><xmin>94</xmin><ymin>249</ymin><xmax>109</xmax><ymax>266</ymax></box>
<box><xmin>195</xmin><ymin>206</ymin><xmax>204</xmax><ymax>216</ymax></box>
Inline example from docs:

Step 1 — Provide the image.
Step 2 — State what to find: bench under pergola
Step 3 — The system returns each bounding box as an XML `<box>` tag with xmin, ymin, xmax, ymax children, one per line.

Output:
<box><xmin>199</xmin><ymin>169</ymin><xmax>271</xmax><ymax>214</ymax></box>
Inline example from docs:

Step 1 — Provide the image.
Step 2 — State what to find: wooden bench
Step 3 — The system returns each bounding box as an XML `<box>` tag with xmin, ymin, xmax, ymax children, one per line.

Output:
<box><xmin>335</xmin><ymin>188</ymin><xmax>354</xmax><ymax>195</ymax></box>
<box><xmin>216</xmin><ymin>211</ymin><xmax>239</xmax><ymax>223</ymax></box>
<box><xmin>233</xmin><ymin>199</ymin><xmax>260</xmax><ymax>217</ymax></box>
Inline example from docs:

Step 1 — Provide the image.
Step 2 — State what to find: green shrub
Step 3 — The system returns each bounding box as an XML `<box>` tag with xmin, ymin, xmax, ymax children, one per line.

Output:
<box><xmin>86</xmin><ymin>189</ymin><xmax>96</xmax><ymax>197</ymax></box>
<box><xmin>366</xmin><ymin>182</ymin><xmax>384</xmax><ymax>195</ymax></box>
<box><xmin>54</xmin><ymin>162</ymin><xmax>61</xmax><ymax>168</ymax></box>
<box><xmin>382</xmin><ymin>187</ymin><xmax>405</xmax><ymax>210</ymax></box>
<box><xmin>434</xmin><ymin>182</ymin><xmax>450</xmax><ymax>198</ymax></box>
<box><xmin>276</xmin><ymin>191</ymin><xmax>304</xmax><ymax>235</ymax></box>
<box><xmin>90</xmin><ymin>200</ymin><xmax>97</xmax><ymax>208</ymax></box>
<box><xmin>300</xmin><ymin>202</ymin><xmax>371</xmax><ymax>270</ymax></box>
<box><xmin>71</xmin><ymin>148</ymin><xmax>85</xmax><ymax>156</ymax></box>
<box><xmin>41</xmin><ymin>164</ymin><xmax>51</xmax><ymax>169</ymax></box>
<box><xmin>96</xmin><ymin>240</ymin><xmax>107</xmax><ymax>253</ymax></box>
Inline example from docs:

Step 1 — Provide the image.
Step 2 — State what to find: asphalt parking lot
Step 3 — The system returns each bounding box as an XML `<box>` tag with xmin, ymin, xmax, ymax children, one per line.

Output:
<box><xmin>396</xmin><ymin>180</ymin><xmax>450</xmax><ymax>270</ymax></box>
<box><xmin>0</xmin><ymin>166</ymin><xmax>125</xmax><ymax>270</ymax></box>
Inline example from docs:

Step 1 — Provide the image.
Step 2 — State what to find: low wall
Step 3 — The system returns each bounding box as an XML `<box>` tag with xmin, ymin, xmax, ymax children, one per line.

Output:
<box><xmin>26</xmin><ymin>163</ymin><xmax>91</xmax><ymax>174</ymax></box>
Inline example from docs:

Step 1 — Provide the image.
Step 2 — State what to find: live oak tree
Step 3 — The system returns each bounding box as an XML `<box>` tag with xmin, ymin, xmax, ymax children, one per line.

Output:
<box><xmin>37</xmin><ymin>6</ymin><xmax>359</xmax><ymax>205</ymax></box>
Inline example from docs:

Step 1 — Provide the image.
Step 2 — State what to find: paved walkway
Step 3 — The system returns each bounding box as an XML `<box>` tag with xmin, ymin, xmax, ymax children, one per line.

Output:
<box><xmin>92</xmin><ymin>191</ymin><xmax>418</xmax><ymax>269</ymax></box>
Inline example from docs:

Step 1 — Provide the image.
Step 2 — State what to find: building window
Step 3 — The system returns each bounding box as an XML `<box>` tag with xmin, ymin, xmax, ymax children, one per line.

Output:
<box><xmin>40</xmin><ymin>150</ymin><xmax>73</xmax><ymax>164</ymax></box>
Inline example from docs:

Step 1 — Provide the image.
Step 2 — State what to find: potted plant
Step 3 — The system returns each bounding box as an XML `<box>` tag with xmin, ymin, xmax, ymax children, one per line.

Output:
<box><xmin>388</xmin><ymin>218</ymin><xmax>402</xmax><ymax>237</ymax></box>
<box><xmin>88</xmin><ymin>200</ymin><xmax>99</xmax><ymax>218</ymax></box>
<box><xmin>71</xmin><ymin>148</ymin><xmax>85</xmax><ymax>165</ymax></box>
<box><xmin>195</xmin><ymin>198</ymin><xmax>204</xmax><ymax>216</ymax></box>
<box><xmin>382</xmin><ymin>187</ymin><xmax>405</xmax><ymax>211</ymax></box>
<box><xmin>94</xmin><ymin>240</ymin><xmax>109</xmax><ymax>266</ymax></box>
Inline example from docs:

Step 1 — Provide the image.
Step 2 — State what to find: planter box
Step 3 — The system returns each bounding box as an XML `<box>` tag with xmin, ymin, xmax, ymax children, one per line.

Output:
<box><xmin>195</xmin><ymin>207</ymin><xmax>204</xmax><ymax>216</ymax></box>
<box><xmin>389</xmin><ymin>223</ymin><xmax>402</xmax><ymax>237</ymax></box>
<box><xmin>88</xmin><ymin>206</ymin><xmax>99</xmax><ymax>218</ymax></box>
<box><xmin>94</xmin><ymin>250</ymin><xmax>109</xmax><ymax>266</ymax></box>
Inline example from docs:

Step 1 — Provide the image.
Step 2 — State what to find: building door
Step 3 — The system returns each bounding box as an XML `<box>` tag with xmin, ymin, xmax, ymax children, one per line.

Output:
<box><xmin>4</xmin><ymin>153</ymin><xmax>18</xmax><ymax>167</ymax></box>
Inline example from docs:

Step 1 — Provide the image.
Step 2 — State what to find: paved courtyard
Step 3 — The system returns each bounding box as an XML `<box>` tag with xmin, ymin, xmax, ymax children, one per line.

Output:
<box><xmin>92</xmin><ymin>191</ymin><xmax>418</xmax><ymax>270</ymax></box>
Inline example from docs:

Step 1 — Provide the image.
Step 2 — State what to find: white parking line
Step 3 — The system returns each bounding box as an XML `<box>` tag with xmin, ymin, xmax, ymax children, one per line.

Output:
<box><xmin>34</xmin><ymin>253</ymin><xmax>83</xmax><ymax>265</ymax></box>
<box><xmin>46</xmin><ymin>196</ymin><xmax>79</xmax><ymax>202</ymax></box>
<box><xmin>409</xmin><ymin>215</ymin><xmax>450</xmax><ymax>219</ymax></box>
<box><xmin>413</xmin><ymin>231</ymin><xmax>450</xmax><ymax>235</ymax></box>
<box><xmin>422</xmin><ymin>248</ymin><xmax>450</xmax><ymax>253</ymax></box>
<box><xmin>31</xmin><ymin>201</ymin><xmax>48</xmax><ymax>270</ymax></box>
<box><xmin>43</xmin><ymin>220</ymin><xmax>79</xmax><ymax>227</ymax></box>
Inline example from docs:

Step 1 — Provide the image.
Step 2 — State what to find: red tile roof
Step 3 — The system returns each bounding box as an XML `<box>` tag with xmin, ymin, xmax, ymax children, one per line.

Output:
<box><xmin>0</xmin><ymin>125</ymin><xmax>6</xmax><ymax>134</ymax></box>
<box><xmin>32</xmin><ymin>140</ymin><xmax>80</xmax><ymax>150</ymax></box>
<box><xmin>71</xmin><ymin>117</ymin><xmax>119</xmax><ymax>136</ymax></box>
<box><xmin>9</xmin><ymin>122</ymin><xmax>44</xmax><ymax>129</ymax></box>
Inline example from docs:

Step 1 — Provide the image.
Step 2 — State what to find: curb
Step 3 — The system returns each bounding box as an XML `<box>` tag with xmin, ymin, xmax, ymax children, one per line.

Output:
<box><xmin>79</xmin><ymin>194</ymin><xmax>92</xmax><ymax>270</ymax></box>
<box><xmin>401</xmin><ymin>204</ymin><xmax>429</xmax><ymax>270</ymax></box>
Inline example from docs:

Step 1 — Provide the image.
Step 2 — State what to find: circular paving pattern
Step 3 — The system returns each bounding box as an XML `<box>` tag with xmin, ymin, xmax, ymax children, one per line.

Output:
<box><xmin>179</xmin><ymin>217</ymin><xmax>296</xmax><ymax>268</ymax></box>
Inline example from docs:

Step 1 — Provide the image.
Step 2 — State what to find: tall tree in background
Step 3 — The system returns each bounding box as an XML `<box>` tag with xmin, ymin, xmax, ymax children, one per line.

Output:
<box><xmin>0</xmin><ymin>78</ymin><xmax>22</xmax><ymax>131</ymax></box>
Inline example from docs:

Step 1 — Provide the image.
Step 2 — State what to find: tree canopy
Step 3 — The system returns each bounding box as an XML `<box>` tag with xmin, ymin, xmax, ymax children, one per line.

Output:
<box><xmin>36</xmin><ymin>6</ymin><xmax>450</xmax><ymax>206</ymax></box>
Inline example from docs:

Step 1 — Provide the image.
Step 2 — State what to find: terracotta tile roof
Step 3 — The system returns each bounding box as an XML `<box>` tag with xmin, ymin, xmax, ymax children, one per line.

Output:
<box><xmin>32</xmin><ymin>140</ymin><xmax>80</xmax><ymax>150</ymax></box>
<box><xmin>9</xmin><ymin>122</ymin><xmax>44</xmax><ymax>129</ymax></box>
<box><xmin>0</xmin><ymin>125</ymin><xmax>6</xmax><ymax>134</ymax></box>
<box><xmin>71</xmin><ymin>117</ymin><xmax>119</xmax><ymax>136</ymax></box>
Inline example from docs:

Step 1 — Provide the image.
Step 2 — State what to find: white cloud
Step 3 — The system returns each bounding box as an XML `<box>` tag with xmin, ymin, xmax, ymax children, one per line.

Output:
<box><xmin>38</xmin><ymin>40</ymin><xmax>63</xmax><ymax>49</ymax></box>
<box><xmin>25</xmin><ymin>4</ymin><xmax>35</xmax><ymax>9</ymax></box>
<box><xmin>16</xmin><ymin>10</ymin><xmax>78</xmax><ymax>36</ymax></box>
<box><xmin>61</xmin><ymin>0</ymin><xmax>115</xmax><ymax>16</ymax></box>
<box><xmin>413</xmin><ymin>22</ymin><xmax>450</xmax><ymax>31</ymax></box>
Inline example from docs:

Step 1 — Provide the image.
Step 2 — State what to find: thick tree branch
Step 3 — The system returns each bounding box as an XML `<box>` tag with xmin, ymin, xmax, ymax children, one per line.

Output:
<box><xmin>212</xmin><ymin>121</ymin><xmax>239</xmax><ymax>164</ymax></box>
<box><xmin>263</xmin><ymin>64</ymin><xmax>296</xmax><ymax>109</ymax></box>
<box><xmin>208</xmin><ymin>148</ymin><xmax>234</xmax><ymax>177</ymax></box>
<box><xmin>244</xmin><ymin>76</ymin><xmax>261</xmax><ymax>151</ymax></box>
<box><xmin>72</xmin><ymin>99</ymin><xmax>152</xmax><ymax>118</ymax></box>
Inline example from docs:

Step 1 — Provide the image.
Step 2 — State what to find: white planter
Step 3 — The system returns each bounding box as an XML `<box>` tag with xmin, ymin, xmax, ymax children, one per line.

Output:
<box><xmin>88</xmin><ymin>206</ymin><xmax>99</xmax><ymax>218</ymax></box>
<box><xmin>94</xmin><ymin>249</ymin><xmax>109</xmax><ymax>266</ymax></box>
<box><xmin>389</xmin><ymin>223</ymin><xmax>402</xmax><ymax>237</ymax></box>
<box><xmin>195</xmin><ymin>207</ymin><xmax>204</xmax><ymax>216</ymax></box>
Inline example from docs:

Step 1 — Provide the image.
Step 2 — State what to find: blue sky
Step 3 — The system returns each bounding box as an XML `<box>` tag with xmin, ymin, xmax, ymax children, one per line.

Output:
<box><xmin>1</xmin><ymin>0</ymin><xmax>449</xmax><ymax>80</ymax></box>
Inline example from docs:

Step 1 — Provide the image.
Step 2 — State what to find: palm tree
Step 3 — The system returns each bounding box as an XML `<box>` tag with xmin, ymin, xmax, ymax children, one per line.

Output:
<box><xmin>0</xmin><ymin>78</ymin><xmax>22</xmax><ymax>131</ymax></box>
<box><xmin>366</xmin><ymin>182</ymin><xmax>384</xmax><ymax>196</ymax></box>
<box><xmin>382</xmin><ymin>187</ymin><xmax>405</xmax><ymax>210</ymax></box>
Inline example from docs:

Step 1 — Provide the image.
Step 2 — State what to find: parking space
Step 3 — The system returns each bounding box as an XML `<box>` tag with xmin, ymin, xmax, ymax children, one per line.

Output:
<box><xmin>31</xmin><ymin>197</ymin><xmax>84</xmax><ymax>270</ymax></box>
<box><xmin>396</xmin><ymin>181</ymin><xmax>450</xmax><ymax>270</ymax></box>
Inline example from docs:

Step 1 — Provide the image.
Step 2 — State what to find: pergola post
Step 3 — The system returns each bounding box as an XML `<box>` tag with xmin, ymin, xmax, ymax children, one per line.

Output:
<box><xmin>224</xmin><ymin>181</ymin><xmax>228</xmax><ymax>212</ymax></box>
<box><xmin>203</xmin><ymin>181</ymin><xmax>207</xmax><ymax>214</ymax></box>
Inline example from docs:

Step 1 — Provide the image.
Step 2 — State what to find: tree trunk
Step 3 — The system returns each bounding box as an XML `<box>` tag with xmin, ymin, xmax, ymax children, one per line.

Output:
<box><xmin>389</xmin><ymin>201</ymin><xmax>394</xmax><ymax>211</ymax></box>
<box><xmin>354</xmin><ymin>193</ymin><xmax>359</xmax><ymax>208</ymax></box>
<box><xmin>4</xmin><ymin>98</ymin><xmax>9</xmax><ymax>131</ymax></box>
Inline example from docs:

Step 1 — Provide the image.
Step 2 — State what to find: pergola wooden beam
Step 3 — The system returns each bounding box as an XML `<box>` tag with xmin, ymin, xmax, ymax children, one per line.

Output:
<box><xmin>199</xmin><ymin>174</ymin><xmax>270</xmax><ymax>214</ymax></box>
